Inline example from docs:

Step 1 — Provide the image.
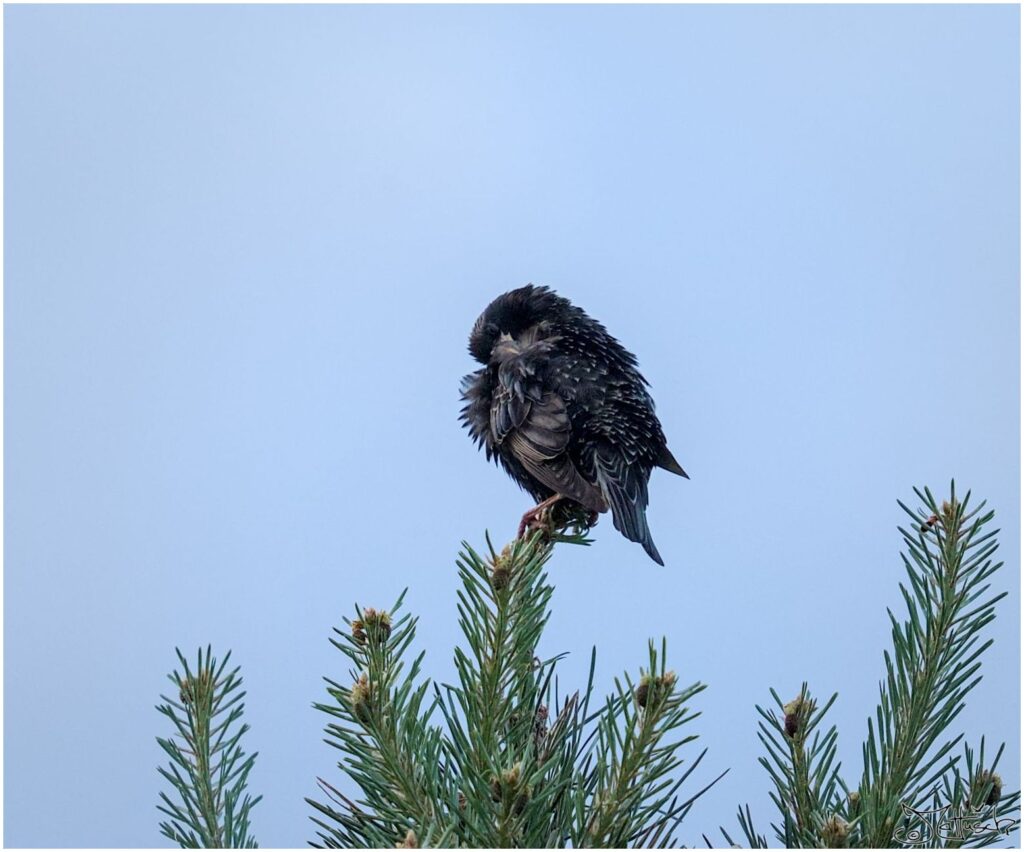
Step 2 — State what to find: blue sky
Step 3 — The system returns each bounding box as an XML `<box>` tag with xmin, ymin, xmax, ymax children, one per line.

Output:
<box><xmin>5</xmin><ymin>4</ymin><xmax>1019</xmax><ymax>847</ymax></box>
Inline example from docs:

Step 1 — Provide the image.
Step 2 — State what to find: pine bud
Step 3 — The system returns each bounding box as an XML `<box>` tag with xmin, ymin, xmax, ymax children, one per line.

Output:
<box><xmin>847</xmin><ymin>791</ymin><xmax>861</xmax><ymax>817</ymax></box>
<box><xmin>491</xmin><ymin>545</ymin><xmax>514</xmax><ymax>591</ymax></box>
<box><xmin>490</xmin><ymin>762</ymin><xmax>528</xmax><ymax>810</ymax></box>
<box><xmin>636</xmin><ymin>671</ymin><xmax>677</xmax><ymax>709</ymax></box>
<box><xmin>534</xmin><ymin>703</ymin><xmax>549</xmax><ymax>728</ymax></box>
<box><xmin>588</xmin><ymin>792</ymin><xmax>614</xmax><ymax>838</ymax></box>
<box><xmin>635</xmin><ymin>679</ymin><xmax>650</xmax><ymax>708</ymax></box>
<box><xmin>492</xmin><ymin>565</ymin><xmax>512</xmax><ymax>591</ymax></box>
<box><xmin>820</xmin><ymin>815</ymin><xmax>849</xmax><ymax>848</ymax></box>
<box><xmin>940</xmin><ymin>498</ymin><xmax>961</xmax><ymax>533</ymax></box>
<box><xmin>350</xmin><ymin>674</ymin><xmax>372</xmax><ymax>723</ymax></box>
<box><xmin>783</xmin><ymin>695</ymin><xmax>814</xmax><ymax>738</ymax></box>
<box><xmin>179</xmin><ymin>670</ymin><xmax>213</xmax><ymax>706</ymax></box>
<box><xmin>352</xmin><ymin>608</ymin><xmax>392</xmax><ymax>645</ymax></box>
<box><xmin>533</xmin><ymin>703</ymin><xmax>549</xmax><ymax>752</ymax></box>
<box><xmin>974</xmin><ymin>770</ymin><xmax>1003</xmax><ymax>806</ymax></box>
<box><xmin>501</xmin><ymin>764</ymin><xmax>522</xmax><ymax>789</ymax></box>
<box><xmin>395</xmin><ymin>829</ymin><xmax>418</xmax><ymax>848</ymax></box>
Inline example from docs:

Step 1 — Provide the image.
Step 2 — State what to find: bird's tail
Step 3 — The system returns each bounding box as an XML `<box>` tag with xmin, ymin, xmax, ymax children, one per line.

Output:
<box><xmin>632</xmin><ymin>520</ymin><xmax>665</xmax><ymax>566</ymax></box>
<box><xmin>594</xmin><ymin>451</ymin><xmax>665</xmax><ymax>566</ymax></box>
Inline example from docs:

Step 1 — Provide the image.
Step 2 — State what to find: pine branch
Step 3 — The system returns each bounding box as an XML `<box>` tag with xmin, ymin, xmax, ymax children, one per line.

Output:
<box><xmin>859</xmin><ymin>484</ymin><xmax>1018</xmax><ymax>847</ymax></box>
<box><xmin>445</xmin><ymin>532</ymin><xmax>557</xmax><ymax>846</ymax></box>
<box><xmin>156</xmin><ymin>647</ymin><xmax>261</xmax><ymax>848</ymax></box>
<box><xmin>750</xmin><ymin>685</ymin><xmax>842</xmax><ymax>846</ymax></box>
<box><xmin>904</xmin><ymin>737</ymin><xmax>1022</xmax><ymax>849</ymax></box>
<box><xmin>309</xmin><ymin>523</ymin><xmax>722</xmax><ymax>847</ymax></box>
<box><xmin>580</xmin><ymin>639</ymin><xmax>724</xmax><ymax>848</ymax></box>
<box><xmin>308</xmin><ymin>592</ymin><xmax>450</xmax><ymax>847</ymax></box>
<box><xmin>157</xmin><ymin>484</ymin><xmax>1016</xmax><ymax>848</ymax></box>
<box><xmin>727</xmin><ymin>483</ymin><xmax>1020</xmax><ymax>848</ymax></box>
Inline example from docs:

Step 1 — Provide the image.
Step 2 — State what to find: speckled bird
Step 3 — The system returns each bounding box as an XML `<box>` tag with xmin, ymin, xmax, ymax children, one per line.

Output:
<box><xmin>459</xmin><ymin>284</ymin><xmax>688</xmax><ymax>565</ymax></box>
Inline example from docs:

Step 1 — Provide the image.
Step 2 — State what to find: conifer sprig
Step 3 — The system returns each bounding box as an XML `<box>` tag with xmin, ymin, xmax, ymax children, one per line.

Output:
<box><xmin>155</xmin><ymin>484</ymin><xmax>1018</xmax><ymax>848</ymax></box>
<box><xmin>156</xmin><ymin>647</ymin><xmax>261</xmax><ymax>848</ymax></box>
<box><xmin>309</xmin><ymin>591</ymin><xmax>450</xmax><ymax>847</ymax></box>
<box><xmin>728</xmin><ymin>483</ymin><xmax>1020</xmax><ymax>848</ymax></box>
<box><xmin>581</xmin><ymin>639</ymin><xmax>725</xmax><ymax>848</ymax></box>
<box><xmin>308</xmin><ymin>526</ymin><xmax>720</xmax><ymax>847</ymax></box>
<box><xmin>747</xmin><ymin>684</ymin><xmax>842</xmax><ymax>847</ymax></box>
<box><xmin>856</xmin><ymin>484</ymin><xmax>1017</xmax><ymax>846</ymax></box>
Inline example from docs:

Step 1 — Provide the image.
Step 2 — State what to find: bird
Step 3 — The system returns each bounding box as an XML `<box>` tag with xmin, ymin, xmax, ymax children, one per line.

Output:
<box><xmin>459</xmin><ymin>284</ymin><xmax>688</xmax><ymax>565</ymax></box>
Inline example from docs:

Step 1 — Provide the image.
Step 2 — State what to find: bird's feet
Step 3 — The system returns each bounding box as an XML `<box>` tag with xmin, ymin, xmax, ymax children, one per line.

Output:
<box><xmin>517</xmin><ymin>497</ymin><xmax>601</xmax><ymax>539</ymax></box>
<box><xmin>517</xmin><ymin>495</ymin><xmax>564</xmax><ymax>539</ymax></box>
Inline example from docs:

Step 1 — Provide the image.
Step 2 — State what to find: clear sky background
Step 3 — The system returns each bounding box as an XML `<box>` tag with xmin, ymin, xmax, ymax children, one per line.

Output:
<box><xmin>5</xmin><ymin>4</ymin><xmax>1019</xmax><ymax>847</ymax></box>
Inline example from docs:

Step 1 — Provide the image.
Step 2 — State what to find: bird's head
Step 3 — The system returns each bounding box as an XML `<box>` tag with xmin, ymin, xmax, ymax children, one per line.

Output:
<box><xmin>467</xmin><ymin>284</ymin><xmax>569</xmax><ymax>364</ymax></box>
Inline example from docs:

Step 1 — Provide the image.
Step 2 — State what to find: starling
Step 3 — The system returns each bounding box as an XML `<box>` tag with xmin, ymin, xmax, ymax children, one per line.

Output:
<box><xmin>459</xmin><ymin>284</ymin><xmax>688</xmax><ymax>565</ymax></box>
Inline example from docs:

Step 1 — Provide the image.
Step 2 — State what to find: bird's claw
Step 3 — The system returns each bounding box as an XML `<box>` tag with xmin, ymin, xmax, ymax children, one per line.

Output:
<box><xmin>517</xmin><ymin>509</ymin><xmax>551</xmax><ymax>540</ymax></box>
<box><xmin>517</xmin><ymin>496</ymin><xmax>563</xmax><ymax>540</ymax></box>
<box><xmin>517</xmin><ymin>498</ymin><xmax>601</xmax><ymax>541</ymax></box>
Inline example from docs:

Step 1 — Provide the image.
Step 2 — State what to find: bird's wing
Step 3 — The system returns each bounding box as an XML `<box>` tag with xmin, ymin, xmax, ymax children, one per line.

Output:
<box><xmin>656</xmin><ymin>444</ymin><xmax>689</xmax><ymax>478</ymax></box>
<box><xmin>460</xmin><ymin>368</ymin><xmax>497</xmax><ymax>459</ymax></box>
<box><xmin>593</xmin><ymin>446</ymin><xmax>664</xmax><ymax>565</ymax></box>
<box><xmin>491</xmin><ymin>367</ymin><xmax>606</xmax><ymax>514</ymax></box>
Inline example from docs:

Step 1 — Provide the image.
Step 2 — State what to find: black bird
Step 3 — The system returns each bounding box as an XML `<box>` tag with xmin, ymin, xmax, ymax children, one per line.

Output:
<box><xmin>459</xmin><ymin>284</ymin><xmax>688</xmax><ymax>565</ymax></box>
